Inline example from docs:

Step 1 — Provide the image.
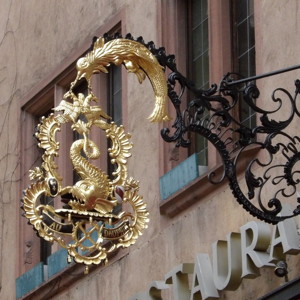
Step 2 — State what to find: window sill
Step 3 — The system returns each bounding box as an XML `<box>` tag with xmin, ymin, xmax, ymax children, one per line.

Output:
<box><xmin>160</xmin><ymin>162</ymin><xmax>225</xmax><ymax>217</ymax></box>
<box><xmin>159</xmin><ymin>153</ymin><xmax>207</xmax><ymax>200</ymax></box>
<box><xmin>160</xmin><ymin>145</ymin><xmax>261</xmax><ymax>217</ymax></box>
<box><xmin>16</xmin><ymin>247</ymin><xmax>126</xmax><ymax>300</ymax></box>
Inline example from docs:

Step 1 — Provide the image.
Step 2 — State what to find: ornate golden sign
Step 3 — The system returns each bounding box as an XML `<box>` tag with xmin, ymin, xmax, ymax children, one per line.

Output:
<box><xmin>22</xmin><ymin>37</ymin><xmax>169</xmax><ymax>267</ymax></box>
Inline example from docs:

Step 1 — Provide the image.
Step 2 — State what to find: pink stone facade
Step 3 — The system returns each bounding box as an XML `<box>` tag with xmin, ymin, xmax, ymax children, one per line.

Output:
<box><xmin>1</xmin><ymin>1</ymin><xmax>300</xmax><ymax>299</ymax></box>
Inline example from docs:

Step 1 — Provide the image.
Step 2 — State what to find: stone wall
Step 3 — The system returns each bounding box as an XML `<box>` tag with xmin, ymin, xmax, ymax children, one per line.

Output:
<box><xmin>1</xmin><ymin>0</ymin><xmax>300</xmax><ymax>299</ymax></box>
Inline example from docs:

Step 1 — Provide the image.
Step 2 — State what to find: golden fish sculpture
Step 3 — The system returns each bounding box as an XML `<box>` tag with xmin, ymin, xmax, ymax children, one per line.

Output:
<box><xmin>22</xmin><ymin>37</ymin><xmax>169</xmax><ymax>268</ymax></box>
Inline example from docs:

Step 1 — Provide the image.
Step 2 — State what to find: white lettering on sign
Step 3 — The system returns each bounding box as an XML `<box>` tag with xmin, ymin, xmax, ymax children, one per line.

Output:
<box><xmin>269</xmin><ymin>205</ymin><xmax>300</xmax><ymax>262</ymax></box>
<box><xmin>165</xmin><ymin>263</ymin><xmax>194</xmax><ymax>300</ymax></box>
<box><xmin>190</xmin><ymin>254</ymin><xmax>219</xmax><ymax>299</ymax></box>
<box><xmin>240</xmin><ymin>221</ymin><xmax>274</xmax><ymax>278</ymax></box>
<box><xmin>212</xmin><ymin>232</ymin><xmax>242</xmax><ymax>290</ymax></box>
<box><xmin>129</xmin><ymin>208</ymin><xmax>300</xmax><ymax>300</ymax></box>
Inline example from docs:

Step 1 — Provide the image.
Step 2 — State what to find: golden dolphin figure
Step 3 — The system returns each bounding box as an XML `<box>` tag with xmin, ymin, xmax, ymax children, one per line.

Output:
<box><xmin>74</xmin><ymin>37</ymin><xmax>170</xmax><ymax>122</ymax></box>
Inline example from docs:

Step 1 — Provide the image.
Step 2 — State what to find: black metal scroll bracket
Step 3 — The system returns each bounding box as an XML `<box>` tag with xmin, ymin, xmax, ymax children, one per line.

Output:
<box><xmin>101</xmin><ymin>33</ymin><xmax>300</xmax><ymax>224</ymax></box>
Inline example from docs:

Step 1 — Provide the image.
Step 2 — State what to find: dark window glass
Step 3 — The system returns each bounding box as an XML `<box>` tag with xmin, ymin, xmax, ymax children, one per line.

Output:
<box><xmin>191</xmin><ymin>0</ymin><xmax>209</xmax><ymax>91</ymax></box>
<box><xmin>107</xmin><ymin>65</ymin><xmax>122</xmax><ymax>176</ymax></box>
<box><xmin>108</xmin><ymin>65</ymin><xmax>122</xmax><ymax>126</ymax></box>
<box><xmin>189</xmin><ymin>0</ymin><xmax>209</xmax><ymax>166</ymax></box>
<box><xmin>233</xmin><ymin>0</ymin><xmax>256</xmax><ymax>128</ymax></box>
<box><xmin>35</xmin><ymin>109</ymin><xmax>54</xmax><ymax>264</ymax></box>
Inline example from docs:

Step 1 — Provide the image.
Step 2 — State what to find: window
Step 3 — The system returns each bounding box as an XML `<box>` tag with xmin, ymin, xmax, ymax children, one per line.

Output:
<box><xmin>107</xmin><ymin>65</ymin><xmax>122</xmax><ymax>177</ymax></box>
<box><xmin>232</xmin><ymin>0</ymin><xmax>256</xmax><ymax>128</ymax></box>
<box><xmin>188</xmin><ymin>0</ymin><xmax>256</xmax><ymax>166</ymax></box>
<box><xmin>20</xmin><ymin>90</ymin><xmax>55</xmax><ymax>271</ymax></box>
<box><xmin>188</xmin><ymin>0</ymin><xmax>209</xmax><ymax>167</ymax></box>
<box><xmin>38</xmin><ymin>110</ymin><xmax>54</xmax><ymax>265</ymax></box>
<box><xmin>189</xmin><ymin>0</ymin><xmax>209</xmax><ymax>91</ymax></box>
<box><xmin>108</xmin><ymin>65</ymin><xmax>122</xmax><ymax>126</ymax></box>
<box><xmin>18</xmin><ymin>26</ymin><xmax>124</xmax><ymax>298</ymax></box>
<box><xmin>159</xmin><ymin>0</ymin><xmax>257</xmax><ymax>214</ymax></box>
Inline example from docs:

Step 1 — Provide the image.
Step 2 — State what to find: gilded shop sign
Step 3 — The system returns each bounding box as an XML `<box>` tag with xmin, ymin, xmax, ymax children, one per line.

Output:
<box><xmin>22</xmin><ymin>37</ymin><xmax>170</xmax><ymax>268</ymax></box>
<box><xmin>129</xmin><ymin>206</ymin><xmax>300</xmax><ymax>300</ymax></box>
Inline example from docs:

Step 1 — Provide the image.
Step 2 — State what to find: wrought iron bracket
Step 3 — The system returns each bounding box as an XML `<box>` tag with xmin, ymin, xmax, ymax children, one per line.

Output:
<box><xmin>100</xmin><ymin>33</ymin><xmax>300</xmax><ymax>224</ymax></box>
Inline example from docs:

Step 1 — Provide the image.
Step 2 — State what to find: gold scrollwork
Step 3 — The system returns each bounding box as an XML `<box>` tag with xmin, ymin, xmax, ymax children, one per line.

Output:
<box><xmin>22</xmin><ymin>37</ymin><xmax>168</xmax><ymax>266</ymax></box>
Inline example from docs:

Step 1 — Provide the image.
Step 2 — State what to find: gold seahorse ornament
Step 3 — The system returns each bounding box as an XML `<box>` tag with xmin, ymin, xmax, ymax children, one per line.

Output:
<box><xmin>22</xmin><ymin>37</ymin><xmax>169</xmax><ymax>267</ymax></box>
